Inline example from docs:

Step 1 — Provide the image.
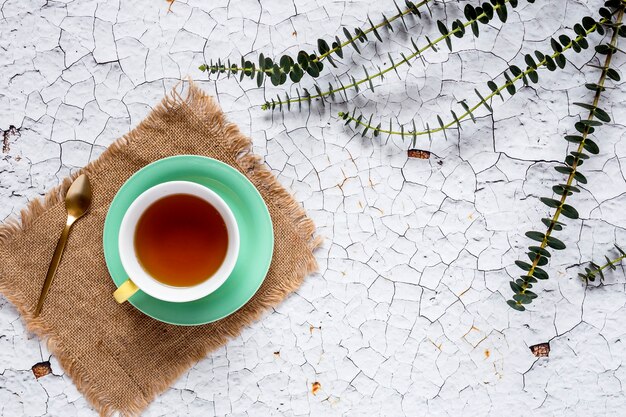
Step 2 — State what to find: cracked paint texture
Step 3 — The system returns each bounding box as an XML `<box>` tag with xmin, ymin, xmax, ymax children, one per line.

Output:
<box><xmin>1</xmin><ymin>0</ymin><xmax>626</xmax><ymax>416</ymax></box>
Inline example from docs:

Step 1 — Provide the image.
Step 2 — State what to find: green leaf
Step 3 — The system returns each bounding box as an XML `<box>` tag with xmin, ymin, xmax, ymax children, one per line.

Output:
<box><xmin>546</xmin><ymin>236</ymin><xmax>566</xmax><ymax>250</ymax></box>
<box><xmin>526</xmin><ymin>231</ymin><xmax>546</xmax><ymax>242</ymax></box>
<box><xmin>460</xmin><ymin>101</ymin><xmax>475</xmax><ymax>122</ymax></box>
<box><xmin>570</xmin><ymin>152</ymin><xmax>588</xmax><ymax>160</ymax></box>
<box><xmin>464</xmin><ymin>4</ymin><xmax>477</xmax><ymax>20</ymax></box>
<box><xmin>578</xmin><ymin>119</ymin><xmax>602</xmax><ymax>127</ymax></box>
<box><xmin>540</xmin><ymin>197</ymin><xmax>561</xmax><ymax>208</ymax></box>
<box><xmin>560</xmin><ymin>204</ymin><xmax>579</xmax><ymax>219</ymax></box>
<box><xmin>482</xmin><ymin>3</ymin><xmax>494</xmax><ymax>21</ymax></box>
<box><xmin>583</xmin><ymin>139</ymin><xmax>600</xmax><ymax>155</ymax></box>
<box><xmin>510</xmin><ymin>281</ymin><xmax>524</xmax><ymax>292</ymax></box>
<box><xmin>564</xmin><ymin>135</ymin><xmax>583</xmax><ymax>143</ymax></box>
<box><xmin>495</xmin><ymin>3</ymin><xmax>507</xmax><ymax>22</ymax></box>
<box><xmin>507</xmin><ymin>300</ymin><xmax>525</xmax><ymax>311</ymax></box>
<box><xmin>575</xmin><ymin>122</ymin><xmax>593</xmax><ymax>134</ymax></box>
<box><xmin>596</xmin><ymin>44</ymin><xmax>616</xmax><ymax>55</ymax></box>
<box><xmin>585</xmin><ymin>83</ymin><xmax>605</xmax><ymax>92</ymax></box>
<box><xmin>553</xmin><ymin>184</ymin><xmax>580</xmax><ymax>196</ymax></box>
<box><xmin>545</xmin><ymin>55</ymin><xmax>557</xmax><ymax>71</ymax></box>
<box><xmin>558</xmin><ymin>34</ymin><xmax>571</xmax><ymax>46</ymax></box>
<box><xmin>555</xmin><ymin>54</ymin><xmax>566</xmax><ymax>69</ymax></box>
<box><xmin>529</xmin><ymin>246</ymin><xmax>551</xmax><ymax>257</ymax></box>
<box><xmin>362</xmin><ymin>65</ymin><xmax>374</xmax><ymax>92</ymax></box>
<box><xmin>573</xmin><ymin>102</ymin><xmax>595</xmax><ymax>111</ymax></box>
<box><xmin>542</xmin><ymin>217</ymin><xmax>563</xmax><ymax>231</ymax></box>
<box><xmin>290</xmin><ymin>64</ymin><xmax>304</xmax><ymax>83</ymax></box>
<box><xmin>521</xmin><ymin>275</ymin><xmax>538</xmax><ymax>284</ymax></box>
<box><xmin>504</xmin><ymin>72</ymin><xmax>516</xmax><ymax>95</ymax></box>
<box><xmin>551</xmin><ymin>38</ymin><xmax>563</xmax><ymax>53</ymax></box>
<box><xmin>334</xmin><ymin>36</ymin><xmax>344</xmax><ymax>58</ymax></box>
<box><xmin>606</xmin><ymin>68</ymin><xmax>621</xmax><ymax>81</ymax></box>
<box><xmin>516</xmin><ymin>260</ymin><xmax>533</xmax><ymax>271</ymax></box>
<box><xmin>574</xmin><ymin>171</ymin><xmax>587</xmax><ymax>184</ymax></box>
<box><xmin>513</xmin><ymin>293</ymin><xmax>533</xmax><ymax>304</ymax></box>
<box><xmin>471</xmin><ymin>21</ymin><xmax>480</xmax><ymax>37</ymax></box>
<box><xmin>574</xmin><ymin>23</ymin><xmax>586</xmax><ymax>37</ymax></box>
<box><xmin>599</xmin><ymin>7</ymin><xmax>611</xmax><ymax>20</ymax></box>
<box><xmin>527</xmin><ymin>250</ymin><xmax>548</xmax><ymax>265</ymax></box>
<box><xmin>582</xmin><ymin>16</ymin><xmax>596</xmax><ymax>31</ymax></box>
<box><xmin>317</xmin><ymin>39</ymin><xmax>330</xmax><ymax>55</ymax></box>
<box><xmin>437</xmin><ymin>20</ymin><xmax>449</xmax><ymax>36</ymax></box>
<box><xmin>355</xmin><ymin>28</ymin><xmax>368</xmax><ymax>42</ymax></box>
<box><xmin>525</xmin><ymin>54</ymin><xmax>536</xmax><ymax>69</ymax></box>
<box><xmin>306</xmin><ymin>63</ymin><xmax>320</xmax><ymax>78</ymax></box>
<box><xmin>437</xmin><ymin>115</ymin><xmax>447</xmax><ymax>140</ymax></box>
<box><xmin>474</xmin><ymin>89</ymin><xmax>493</xmax><ymax>112</ymax></box>
<box><xmin>528</xmin><ymin>70</ymin><xmax>539</xmax><ymax>83</ymax></box>
<box><xmin>555</xmin><ymin>165</ymin><xmax>574</xmax><ymax>175</ymax></box>
<box><xmin>297</xmin><ymin>50</ymin><xmax>309</xmax><ymax>70</ymax></box>
<box><xmin>450</xmin><ymin>110</ymin><xmax>462</xmax><ymax>128</ymax></box>
<box><xmin>594</xmin><ymin>108</ymin><xmax>611</xmax><ymax>123</ymax></box>
<box><xmin>452</xmin><ymin>19</ymin><xmax>465</xmax><ymax>38</ymax></box>
<box><xmin>565</xmin><ymin>154</ymin><xmax>579</xmax><ymax>167</ymax></box>
<box><xmin>509</xmin><ymin>65</ymin><xmax>522</xmax><ymax>77</ymax></box>
<box><xmin>533</xmin><ymin>267</ymin><xmax>549</xmax><ymax>279</ymax></box>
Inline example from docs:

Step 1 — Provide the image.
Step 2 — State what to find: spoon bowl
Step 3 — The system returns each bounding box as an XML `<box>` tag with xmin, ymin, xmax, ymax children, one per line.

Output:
<box><xmin>65</xmin><ymin>174</ymin><xmax>93</xmax><ymax>221</ymax></box>
<box><xmin>34</xmin><ymin>174</ymin><xmax>93</xmax><ymax>316</ymax></box>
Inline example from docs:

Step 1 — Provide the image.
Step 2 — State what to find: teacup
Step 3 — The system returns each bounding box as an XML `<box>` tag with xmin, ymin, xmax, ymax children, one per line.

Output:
<box><xmin>113</xmin><ymin>181</ymin><xmax>239</xmax><ymax>303</ymax></box>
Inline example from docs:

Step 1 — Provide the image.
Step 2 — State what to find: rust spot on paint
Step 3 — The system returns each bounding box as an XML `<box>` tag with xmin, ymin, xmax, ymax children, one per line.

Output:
<box><xmin>407</xmin><ymin>149</ymin><xmax>431</xmax><ymax>159</ymax></box>
<box><xmin>530</xmin><ymin>342</ymin><xmax>550</xmax><ymax>357</ymax></box>
<box><xmin>484</xmin><ymin>349</ymin><xmax>490</xmax><ymax>358</ymax></box>
<box><xmin>311</xmin><ymin>381</ymin><xmax>321</xmax><ymax>395</ymax></box>
<box><xmin>2</xmin><ymin>125</ymin><xmax>20</xmax><ymax>153</ymax></box>
<box><xmin>32</xmin><ymin>361</ymin><xmax>52</xmax><ymax>379</ymax></box>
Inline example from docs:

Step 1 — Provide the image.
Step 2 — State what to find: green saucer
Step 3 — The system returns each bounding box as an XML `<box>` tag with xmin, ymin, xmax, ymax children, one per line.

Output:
<box><xmin>103</xmin><ymin>156</ymin><xmax>274</xmax><ymax>326</ymax></box>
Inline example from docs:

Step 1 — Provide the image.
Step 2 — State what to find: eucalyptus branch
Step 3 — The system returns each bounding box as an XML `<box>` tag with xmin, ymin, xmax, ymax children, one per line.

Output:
<box><xmin>261</xmin><ymin>0</ymin><xmax>527</xmax><ymax>111</ymax></box>
<box><xmin>578</xmin><ymin>245</ymin><xmax>626</xmax><ymax>282</ymax></box>
<box><xmin>507</xmin><ymin>1</ymin><xmax>624</xmax><ymax>312</ymax></box>
<box><xmin>340</xmin><ymin>14</ymin><xmax>611</xmax><ymax>141</ymax></box>
<box><xmin>199</xmin><ymin>0</ymin><xmax>432</xmax><ymax>87</ymax></box>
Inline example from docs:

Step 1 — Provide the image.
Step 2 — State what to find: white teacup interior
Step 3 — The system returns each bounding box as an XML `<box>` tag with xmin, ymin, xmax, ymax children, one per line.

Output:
<box><xmin>118</xmin><ymin>181</ymin><xmax>239</xmax><ymax>302</ymax></box>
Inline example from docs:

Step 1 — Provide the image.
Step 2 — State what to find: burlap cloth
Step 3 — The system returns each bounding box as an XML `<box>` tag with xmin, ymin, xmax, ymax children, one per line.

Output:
<box><xmin>0</xmin><ymin>83</ymin><xmax>320</xmax><ymax>416</ymax></box>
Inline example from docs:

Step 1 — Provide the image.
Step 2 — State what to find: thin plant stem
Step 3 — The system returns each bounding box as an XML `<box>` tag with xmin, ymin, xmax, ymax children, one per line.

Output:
<box><xmin>339</xmin><ymin>20</ymin><xmax>608</xmax><ymax>137</ymax></box>
<box><xmin>204</xmin><ymin>0</ymin><xmax>432</xmax><ymax>76</ymax></box>
<box><xmin>261</xmin><ymin>0</ymin><xmax>510</xmax><ymax>110</ymax></box>
<box><xmin>513</xmin><ymin>5</ymin><xmax>624</xmax><ymax>307</ymax></box>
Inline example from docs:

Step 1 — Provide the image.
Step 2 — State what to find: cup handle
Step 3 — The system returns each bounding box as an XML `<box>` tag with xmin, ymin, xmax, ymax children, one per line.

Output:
<box><xmin>113</xmin><ymin>279</ymin><xmax>139</xmax><ymax>303</ymax></box>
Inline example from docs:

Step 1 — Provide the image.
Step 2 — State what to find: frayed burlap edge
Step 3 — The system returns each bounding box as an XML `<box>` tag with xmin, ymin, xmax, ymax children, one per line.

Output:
<box><xmin>0</xmin><ymin>81</ymin><xmax>322</xmax><ymax>417</ymax></box>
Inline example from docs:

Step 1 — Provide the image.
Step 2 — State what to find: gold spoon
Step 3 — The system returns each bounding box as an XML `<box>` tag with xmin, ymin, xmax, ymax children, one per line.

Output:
<box><xmin>34</xmin><ymin>174</ymin><xmax>92</xmax><ymax>317</ymax></box>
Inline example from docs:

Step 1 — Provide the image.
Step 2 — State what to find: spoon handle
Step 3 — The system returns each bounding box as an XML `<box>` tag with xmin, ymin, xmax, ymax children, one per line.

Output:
<box><xmin>34</xmin><ymin>221</ymin><xmax>72</xmax><ymax>317</ymax></box>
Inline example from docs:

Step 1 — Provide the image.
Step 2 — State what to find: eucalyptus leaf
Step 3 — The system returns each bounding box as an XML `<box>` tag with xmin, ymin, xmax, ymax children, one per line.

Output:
<box><xmin>507</xmin><ymin>300</ymin><xmax>525</xmax><ymax>311</ymax></box>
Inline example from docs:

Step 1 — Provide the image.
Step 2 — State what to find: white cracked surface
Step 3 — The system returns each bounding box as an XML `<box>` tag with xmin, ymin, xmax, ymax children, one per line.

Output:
<box><xmin>1</xmin><ymin>0</ymin><xmax>626</xmax><ymax>416</ymax></box>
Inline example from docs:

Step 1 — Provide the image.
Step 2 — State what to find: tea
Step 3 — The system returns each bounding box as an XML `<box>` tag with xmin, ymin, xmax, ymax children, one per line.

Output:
<box><xmin>134</xmin><ymin>193</ymin><xmax>228</xmax><ymax>287</ymax></box>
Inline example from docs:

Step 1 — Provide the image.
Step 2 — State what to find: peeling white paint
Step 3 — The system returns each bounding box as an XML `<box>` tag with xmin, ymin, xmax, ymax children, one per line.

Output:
<box><xmin>1</xmin><ymin>0</ymin><xmax>626</xmax><ymax>415</ymax></box>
